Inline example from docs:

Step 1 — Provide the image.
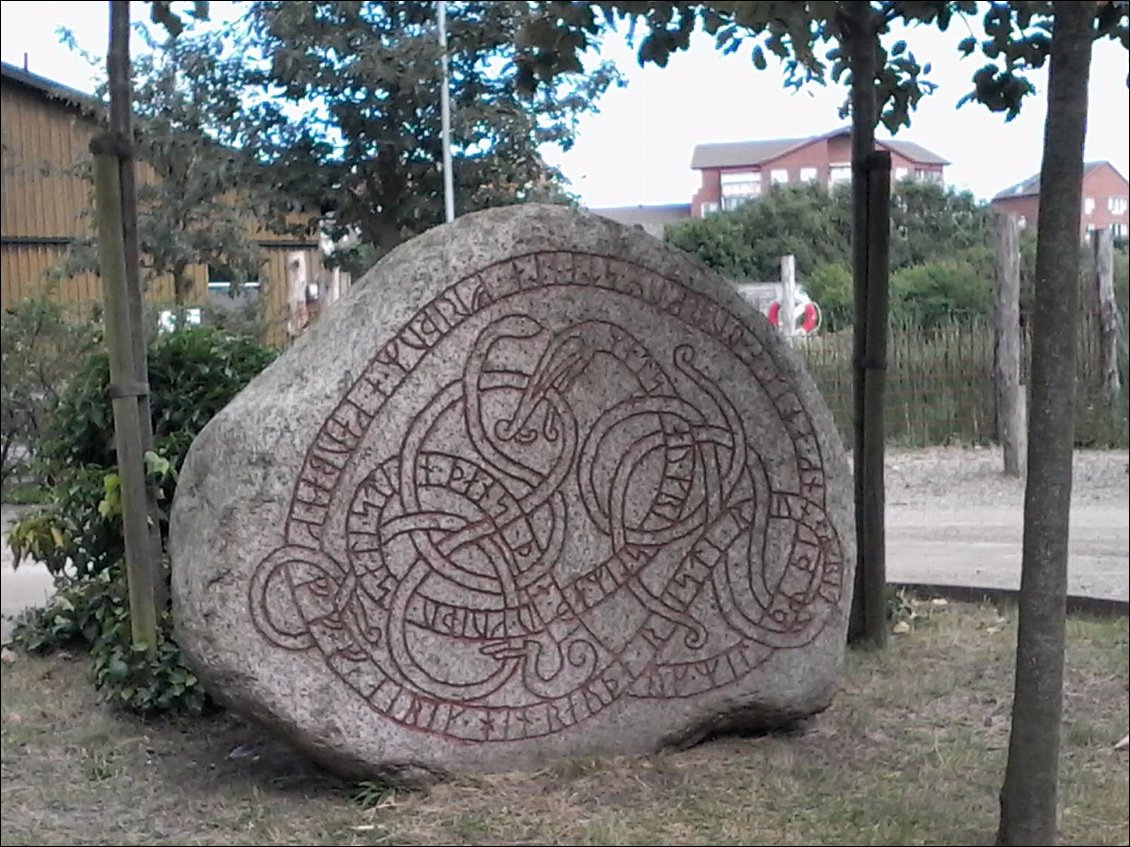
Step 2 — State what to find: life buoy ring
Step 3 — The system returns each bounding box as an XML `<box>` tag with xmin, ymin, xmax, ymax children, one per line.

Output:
<box><xmin>767</xmin><ymin>301</ymin><xmax>821</xmax><ymax>336</ymax></box>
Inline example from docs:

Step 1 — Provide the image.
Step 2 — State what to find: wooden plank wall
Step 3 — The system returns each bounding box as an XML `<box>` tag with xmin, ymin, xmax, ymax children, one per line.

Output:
<box><xmin>1</xmin><ymin>74</ymin><xmax>319</xmax><ymax>343</ymax></box>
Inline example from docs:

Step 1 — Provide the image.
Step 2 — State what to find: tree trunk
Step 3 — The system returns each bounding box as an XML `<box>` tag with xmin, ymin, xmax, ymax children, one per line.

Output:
<box><xmin>108</xmin><ymin>1</ymin><xmax>165</xmax><ymax>609</ymax></box>
<box><xmin>997</xmin><ymin>4</ymin><xmax>1095</xmax><ymax>844</ymax></box>
<box><xmin>844</xmin><ymin>1</ymin><xmax>887</xmax><ymax>647</ymax></box>
<box><xmin>993</xmin><ymin>212</ymin><xmax>1026</xmax><ymax>477</ymax></box>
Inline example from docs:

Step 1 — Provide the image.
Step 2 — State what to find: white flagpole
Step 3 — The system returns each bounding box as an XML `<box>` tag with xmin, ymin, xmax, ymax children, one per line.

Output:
<box><xmin>438</xmin><ymin>0</ymin><xmax>455</xmax><ymax>222</ymax></box>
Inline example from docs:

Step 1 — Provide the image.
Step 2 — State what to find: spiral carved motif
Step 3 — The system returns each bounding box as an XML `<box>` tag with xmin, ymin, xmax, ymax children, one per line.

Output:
<box><xmin>249</xmin><ymin>252</ymin><xmax>843</xmax><ymax>743</ymax></box>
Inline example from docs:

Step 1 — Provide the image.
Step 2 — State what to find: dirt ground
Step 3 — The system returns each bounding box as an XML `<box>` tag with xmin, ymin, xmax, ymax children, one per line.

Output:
<box><xmin>2</xmin><ymin>601</ymin><xmax>1127</xmax><ymax>846</ymax></box>
<box><xmin>882</xmin><ymin>447</ymin><xmax>1129</xmax><ymax>602</ymax></box>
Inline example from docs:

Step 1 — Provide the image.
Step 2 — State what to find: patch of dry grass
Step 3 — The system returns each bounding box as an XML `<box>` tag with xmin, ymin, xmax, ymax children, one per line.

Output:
<box><xmin>2</xmin><ymin>600</ymin><xmax>1127</xmax><ymax>846</ymax></box>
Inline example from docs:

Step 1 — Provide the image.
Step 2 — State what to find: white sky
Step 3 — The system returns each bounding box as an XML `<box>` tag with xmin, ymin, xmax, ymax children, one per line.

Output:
<box><xmin>2</xmin><ymin>0</ymin><xmax>1127</xmax><ymax>207</ymax></box>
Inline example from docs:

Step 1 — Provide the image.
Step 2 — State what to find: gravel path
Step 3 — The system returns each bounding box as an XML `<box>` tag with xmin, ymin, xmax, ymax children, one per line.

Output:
<box><xmin>884</xmin><ymin>447</ymin><xmax>1129</xmax><ymax>602</ymax></box>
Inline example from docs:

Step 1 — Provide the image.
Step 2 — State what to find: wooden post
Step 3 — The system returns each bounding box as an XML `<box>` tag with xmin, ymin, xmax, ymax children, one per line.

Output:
<box><xmin>91</xmin><ymin>145</ymin><xmax>158</xmax><ymax>649</ymax></box>
<box><xmin>286</xmin><ymin>251</ymin><xmax>310</xmax><ymax>339</ymax></box>
<box><xmin>1093</xmin><ymin>227</ymin><xmax>1121</xmax><ymax>408</ymax></box>
<box><xmin>994</xmin><ymin>212</ymin><xmax>1027</xmax><ymax>477</ymax></box>
<box><xmin>780</xmin><ymin>254</ymin><xmax>797</xmax><ymax>343</ymax></box>
<box><xmin>846</xmin><ymin>2</ymin><xmax>884</xmax><ymax>646</ymax></box>
<box><xmin>857</xmin><ymin>151</ymin><xmax>890</xmax><ymax>649</ymax></box>
<box><xmin>108</xmin><ymin>0</ymin><xmax>165</xmax><ymax>608</ymax></box>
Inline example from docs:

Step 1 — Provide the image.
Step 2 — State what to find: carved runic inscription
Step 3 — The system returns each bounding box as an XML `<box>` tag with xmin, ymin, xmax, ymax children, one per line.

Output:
<box><xmin>249</xmin><ymin>252</ymin><xmax>844</xmax><ymax>743</ymax></box>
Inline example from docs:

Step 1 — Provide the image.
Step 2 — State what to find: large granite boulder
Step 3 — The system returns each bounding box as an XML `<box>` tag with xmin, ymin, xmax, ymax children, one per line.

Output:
<box><xmin>170</xmin><ymin>203</ymin><xmax>855</xmax><ymax>781</ymax></box>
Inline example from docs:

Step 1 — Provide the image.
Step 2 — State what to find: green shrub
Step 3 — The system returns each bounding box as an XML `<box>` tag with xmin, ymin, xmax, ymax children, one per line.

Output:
<box><xmin>804</xmin><ymin>261</ymin><xmax>853</xmax><ymax>333</ymax></box>
<box><xmin>11</xmin><ymin>565</ymin><xmax>210</xmax><ymax>715</ymax></box>
<box><xmin>46</xmin><ymin>326</ymin><xmax>276</xmax><ymax>472</ymax></box>
<box><xmin>891</xmin><ymin>260</ymin><xmax>992</xmax><ymax>328</ymax></box>
<box><xmin>0</xmin><ymin>297</ymin><xmax>99</xmax><ymax>491</ymax></box>
<box><xmin>7</xmin><ymin>326</ymin><xmax>275</xmax><ymax>715</ymax></box>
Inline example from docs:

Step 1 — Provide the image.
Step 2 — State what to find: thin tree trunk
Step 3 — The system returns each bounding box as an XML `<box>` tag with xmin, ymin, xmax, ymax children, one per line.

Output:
<box><xmin>844</xmin><ymin>1</ymin><xmax>887</xmax><ymax>646</ymax></box>
<box><xmin>997</xmin><ymin>4</ymin><xmax>1095</xmax><ymax>844</ymax></box>
<box><xmin>108</xmin><ymin>1</ymin><xmax>165</xmax><ymax>609</ymax></box>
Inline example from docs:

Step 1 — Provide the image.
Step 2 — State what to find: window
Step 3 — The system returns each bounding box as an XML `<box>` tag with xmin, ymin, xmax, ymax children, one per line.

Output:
<box><xmin>895</xmin><ymin>167</ymin><xmax>908</xmax><ymax>181</ymax></box>
<box><xmin>770</xmin><ymin>169</ymin><xmax>789</xmax><ymax>186</ymax></box>
<box><xmin>915</xmin><ymin>168</ymin><xmax>942</xmax><ymax>184</ymax></box>
<box><xmin>799</xmin><ymin>167</ymin><xmax>818</xmax><ymax>183</ymax></box>
<box><xmin>1084</xmin><ymin>197</ymin><xmax>1095</xmax><ymax>214</ymax></box>
<box><xmin>158</xmin><ymin>308</ymin><xmax>202</xmax><ymax>333</ymax></box>
<box><xmin>1017</xmin><ymin>216</ymin><xmax>1027</xmax><ymax>230</ymax></box>
<box><xmin>1113</xmin><ymin>222</ymin><xmax>1127</xmax><ymax>240</ymax></box>
<box><xmin>1109</xmin><ymin>196</ymin><xmax>1129</xmax><ymax>214</ymax></box>
<box><xmin>720</xmin><ymin>170</ymin><xmax>761</xmax><ymax>210</ymax></box>
<box><xmin>207</xmin><ymin>264</ymin><xmax>262</xmax><ymax>315</ymax></box>
<box><xmin>829</xmin><ymin>164</ymin><xmax>851</xmax><ymax>185</ymax></box>
<box><xmin>700</xmin><ymin>201</ymin><xmax>720</xmax><ymax>217</ymax></box>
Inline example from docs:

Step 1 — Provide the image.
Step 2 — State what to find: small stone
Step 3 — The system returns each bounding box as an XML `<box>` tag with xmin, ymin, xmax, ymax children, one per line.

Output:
<box><xmin>892</xmin><ymin>620</ymin><xmax>912</xmax><ymax>634</ymax></box>
<box><xmin>0</xmin><ymin>648</ymin><xmax>17</xmax><ymax>665</ymax></box>
<box><xmin>170</xmin><ymin>204</ymin><xmax>855</xmax><ymax>779</ymax></box>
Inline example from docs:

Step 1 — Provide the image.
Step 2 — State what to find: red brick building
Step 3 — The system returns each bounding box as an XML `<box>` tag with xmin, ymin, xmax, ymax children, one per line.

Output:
<box><xmin>990</xmin><ymin>161</ymin><xmax>1129</xmax><ymax>240</ymax></box>
<box><xmin>689</xmin><ymin>127</ymin><xmax>948</xmax><ymax>217</ymax></box>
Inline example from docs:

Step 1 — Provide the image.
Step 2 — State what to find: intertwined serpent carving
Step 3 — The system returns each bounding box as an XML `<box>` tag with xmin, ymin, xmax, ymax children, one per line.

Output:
<box><xmin>249</xmin><ymin>252</ymin><xmax>843</xmax><ymax>743</ymax></box>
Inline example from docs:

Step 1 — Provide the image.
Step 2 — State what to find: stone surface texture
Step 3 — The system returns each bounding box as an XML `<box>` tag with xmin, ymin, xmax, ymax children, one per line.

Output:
<box><xmin>170</xmin><ymin>204</ymin><xmax>856</xmax><ymax>780</ymax></box>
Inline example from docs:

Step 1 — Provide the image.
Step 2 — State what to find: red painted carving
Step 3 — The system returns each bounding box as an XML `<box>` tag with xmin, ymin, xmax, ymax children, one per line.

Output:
<box><xmin>249</xmin><ymin>252</ymin><xmax>844</xmax><ymax>742</ymax></box>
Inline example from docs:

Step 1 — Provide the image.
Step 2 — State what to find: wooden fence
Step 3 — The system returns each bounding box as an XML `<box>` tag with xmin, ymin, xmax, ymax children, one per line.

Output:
<box><xmin>796</xmin><ymin>311</ymin><xmax>1129</xmax><ymax>448</ymax></box>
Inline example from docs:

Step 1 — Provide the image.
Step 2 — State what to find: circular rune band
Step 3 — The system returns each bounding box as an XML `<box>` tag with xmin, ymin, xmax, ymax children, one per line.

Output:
<box><xmin>248</xmin><ymin>252</ymin><xmax>844</xmax><ymax>743</ymax></box>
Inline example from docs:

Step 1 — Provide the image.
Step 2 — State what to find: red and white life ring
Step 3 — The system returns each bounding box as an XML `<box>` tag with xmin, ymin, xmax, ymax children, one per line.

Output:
<box><xmin>767</xmin><ymin>300</ymin><xmax>821</xmax><ymax>336</ymax></box>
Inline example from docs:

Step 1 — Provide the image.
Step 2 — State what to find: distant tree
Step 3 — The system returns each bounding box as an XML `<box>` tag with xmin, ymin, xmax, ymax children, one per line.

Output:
<box><xmin>664</xmin><ymin>183</ymin><xmax>852</xmax><ymax>281</ymax></box>
<box><xmin>164</xmin><ymin>1</ymin><xmax>620</xmax><ymax>262</ymax></box>
<box><xmin>806</xmin><ymin>261</ymin><xmax>854</xmax><ymax>332</ymax></box>
<box><xmin>664</xmin><ymin>179</ymin><xmax>993</xmax><ymax>323</ymax></box>
<box><xmin>58</xmin><ymin>25</ymin><xmax>272</xmax><ymax>310</ymax></box>
<box><xmin>891</xmin><ymin>258</ymin><xmax>992</xmax><ymax>326</ymax></box>
<box><xmin>889</xmin><ymin>179</ymin><xmax>990</xmax><ymax>271</ymax></box>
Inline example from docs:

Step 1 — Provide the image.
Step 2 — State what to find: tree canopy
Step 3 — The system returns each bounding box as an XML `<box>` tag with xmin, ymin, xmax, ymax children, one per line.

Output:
<box><xmin>663</xmin><ymin>179</ymin><xmax>993</xmax><ymax>329</ymax></box>
<box><xmin>156</xmin><ymin>1</ymin><xmax>620</xmax><ymax>261</ymax></box>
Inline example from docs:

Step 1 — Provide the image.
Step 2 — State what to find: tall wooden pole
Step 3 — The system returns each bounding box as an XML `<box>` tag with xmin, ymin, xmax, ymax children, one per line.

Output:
<box><xmin>780</xmin><ymin>254</ymin><xmax>797</xmax><ymax>343</ymax></box>
<box><xmin>994</xmin><ymin>212</ymin><xmax>1027</xmax><ymax>477</ymax></box>
<box><xmin>90</xmin><ymin>145</ymin><xmax>158</xmax><ymax>649</ymax></box>
<box><xmin>859</xmin><ymin>150</ymin><xmax>890</xmax><ymax>649</ymax></box>
<box><xmin>845</xmin><ymin>2</ymin><xmax>888</xmax><ymax>647</ymax></box>
<box><xmin>1093</xmin><ymin>227</ymin><xmax>1121</xmax><ymax>410</ymax></box>
<box><xmin>438</xmin><ymin>0</ymin><xmax>455</xmax><ymax>223</ymax></box>
<box><xmin>108</xmin><ymin>0</ymin><xmax>165</xmax><ymax>608</ymax></box>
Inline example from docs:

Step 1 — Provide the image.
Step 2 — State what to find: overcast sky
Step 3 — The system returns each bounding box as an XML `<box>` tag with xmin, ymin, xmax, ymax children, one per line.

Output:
<box><xmin>2</xmin><ymin>0</ymin><xmax>1127</xmax><ymax>208</ymax></box>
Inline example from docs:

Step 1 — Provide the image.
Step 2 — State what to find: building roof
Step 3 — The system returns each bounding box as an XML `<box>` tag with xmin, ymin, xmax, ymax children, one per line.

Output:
<box><xmin>881</xmin><ymin>139</ymin><xmax>949</xmax><ymax>166</ymax></box>
<box><xmin>992</xmin><ymin>161</ymin><xmax>1126</xmax><ymax>201</ymax></box>
<box><xmin>590</xmin><ymin>203</ymin><xmax>692</xmax><ymax>227</ymax></box>
<box><xmin>1</xmin><ymin>61</ymin><xmax>103</xmax><ymax>116</ymax></box>
<box><xmin>690</xmin><ymin>127</ymin><xmax>949</xmax><ymax>170</ymax></box>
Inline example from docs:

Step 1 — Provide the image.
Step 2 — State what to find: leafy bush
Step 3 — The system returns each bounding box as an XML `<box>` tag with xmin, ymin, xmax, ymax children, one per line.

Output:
<box><xmin>891</xmin><ymin>260</ymin><xmax>993</xmax><ymax>328</ymax></box>
<box><xmin>665</xmin><ymin>180</ymin><xmax>993</xmax><ymax>289</ymax></box>
<box><xmin>8</xmin><ymin>327</ymin><xmax>275</xmax><ymax>715</ymax></box>
<box><xmin>11</xmin><ymin>565</ymin><xmax>209</xmax><ymax>715</ymax></box>
<box><xmin>0</xmin><ymin>297</ymin><xmax>99</xmax><ymax>490</ymax></box>
<box><xmin>804</xmin><ymin>262</ymin><xmax>853</xmax><ymax>333</ymax></box>
<box><xmin>46</xmin><ymin>326</ymin><xmax>276</xmax><ymax>473</ymax></box>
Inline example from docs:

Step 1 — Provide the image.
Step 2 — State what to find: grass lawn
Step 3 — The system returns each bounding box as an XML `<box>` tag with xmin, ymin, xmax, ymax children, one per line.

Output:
<box><xmin>1</xmin><ymin>598</ymin><xmax>1127</xmax><ymax>846</ymax></box>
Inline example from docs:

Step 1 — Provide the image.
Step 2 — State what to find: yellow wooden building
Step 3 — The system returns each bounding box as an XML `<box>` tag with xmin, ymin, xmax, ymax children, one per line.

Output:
<box><xmin>1</xmin><ymin>61</ymin><xmax>327</xmax><ymax>346</ymax></box>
